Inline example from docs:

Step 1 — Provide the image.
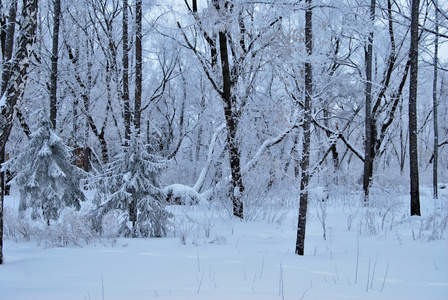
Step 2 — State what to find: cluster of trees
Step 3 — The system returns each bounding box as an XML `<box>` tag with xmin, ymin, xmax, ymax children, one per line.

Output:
<box><xmin>0</xmin><ymin>0</ymin><xmax>447</xmax><ymax>263</ymax></box>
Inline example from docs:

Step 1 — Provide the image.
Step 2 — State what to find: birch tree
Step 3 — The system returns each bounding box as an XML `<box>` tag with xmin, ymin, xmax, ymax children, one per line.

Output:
<box><xmin>0</xmin><ymin>0</ymin><xmax>38</xmax><ymax>265</ymax></box>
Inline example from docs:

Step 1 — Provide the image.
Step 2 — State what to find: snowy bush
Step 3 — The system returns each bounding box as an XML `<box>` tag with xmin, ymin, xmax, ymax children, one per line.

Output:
<box><xmin>37</xmin><ymin>208</ymin><xmax>96</xmax><ymax>247</ymax></box>
<box><xmin>3</xmin><ymin>207</ymin><xmax>35</xmax><ymax>241</ymax></box>
<box><xmin>172</xmin><ymin>215</ymin><xmax>194</xmax><ymax>245</ymax></box>
<box><xmin>4</xmin><ymin>207</ymin><xmax>97</xmax><ymax>247</ymax></box>
<box><xmin>411</xmin><ymin>211</ymin><xmax>448</xmax><ymax>241</ymax></box>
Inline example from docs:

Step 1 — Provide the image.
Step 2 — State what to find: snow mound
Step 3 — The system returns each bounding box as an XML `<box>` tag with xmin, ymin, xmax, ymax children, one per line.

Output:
<box><xmin>163</xmin><ymin>184</ymin><xmax>204</xmax><ymax>205</ymax></box>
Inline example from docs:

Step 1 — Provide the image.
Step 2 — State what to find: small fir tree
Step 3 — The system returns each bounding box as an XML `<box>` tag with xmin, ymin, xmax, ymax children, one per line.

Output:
<box><xmin>4</xmin><ymin>112</ymin><xmax>86</xmax><ymax>224</ymax></box>
<box><xmin>94</xmin><ymin>132</ymin><xmax>171</xmax><ymax>238</ymax></box>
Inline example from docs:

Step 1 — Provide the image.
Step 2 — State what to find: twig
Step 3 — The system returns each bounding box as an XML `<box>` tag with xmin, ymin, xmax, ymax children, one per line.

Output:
<box><xmin>371</xmin><ymin>254</ymin><xmax>379</xmax><ymax>289</ymax></box>
<box><xmin>355</xmin><ymin>228</ymin><xmax>360</xmax><ymax>284</ymax></box>
<box><xmin>300</xmin><ymin>288</ymin><xmax>309</xmax><ymax>300</ymax></box>
<box><xmin>366</xmin><ymin>258</ymin><xmax>371</xmax><ymax>292</ymax></box>
<box><xmin>197</xmin><ymin>250</ymin><xmax>201</xmax><ymax>272</ymax></box>
<box><xmin>197</xmin><ymin>272</ymin><xmax>204</xmax><ymax>294</ymax></box>
<box><xmin>260</xmin><ymin>256</ymin><xmax>265</xmax><ymax>279</ymax></box>
<box><xmin>102</xmin><ymin>275</ymin><xmax>105</xmax><ymax>300</ymax></box>
<box><xmin>279</xmin><ymin>263</ymin><xmax>284</xmax><ymax>300</ymax></box>
<box><xmin>381</xmin><ymin>263</ymin><xmax>390</xmax><ymax>292</ymax></box>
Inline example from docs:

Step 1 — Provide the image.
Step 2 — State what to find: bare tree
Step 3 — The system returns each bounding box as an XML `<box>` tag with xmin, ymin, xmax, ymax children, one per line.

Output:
<box><xmin>296</xmin><ymin>0</ymin><xmax>313</xmax><ymax>256</ymax></box>
<box><xmin>432</xmin><ymin>0</ymin><xmax>439</xmax><ymax>200</ymax></box>
<box><xmin>363</xmin><ymin>0</ymin><xmax>375</xmax><ymax>203</ymax></box>
<box><xmin>134</xmin><ymin>0</ymin><xmax>142</xmax><ymax>131</ymax></box>
<box><xmin>122</xmin><ymin>0</ymin><xmax>130</xmax><ymax>142</ymax></box>
<box><xmin>409</xmin><ymin>0</ymin><xmax>420</xmax><ymax>216</ymax></box>
<box><xmin>212</xmin><ymin>0</ymin><xmax>244</xmax><ymax>219</ymax></box>
<box><xmin>49</xmin><ymin>0</ymin><xmax>61</xmax><ymax>129</ymax></box>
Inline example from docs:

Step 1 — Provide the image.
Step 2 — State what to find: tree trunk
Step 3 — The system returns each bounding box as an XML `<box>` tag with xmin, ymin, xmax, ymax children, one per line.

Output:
<box><xmin>49</xmin><ymin>0</ymin><xmax>60</xmax><ymax>129</ymax></box>
<box><xmin>363</xmin><ymin>0</ymin><xmax>375</xmax><ymax>203</ymax></box>
<box><xmin>212</xmin><ymin>0</ymin><xmax>244</xmax><ymax>219</ymax></box>
<box><xmin>134</xmin><ymin>0</ymin><xmax>142</xmax><ymax>132</ymax></box>
<box><xmin>0</xmin><ymin>0</ymin><xmax>17</xmax><ymax>265</ymax></box>
<box><xmin>1</xmin><ymin>0</ymin><xmax>17</xmax><ymax>94</ymax></box>
<box><xmin>218</xmin><ymin>29</ymin><xmax>244</xmax><ymax>219</ymax></box>
<box><xmin>0</xmin><ymin>147</ymin><xmax>4</xmax><ymax>264</ymax></box>
<box><xmin>409</xmin><ymin>0</ymin><xmax>420</xmax><ymax>216</ymax></box>
<box><xmin>122</xmin><ymin>0</ymin><xmax>130</xmax><ymax>142</ymax></box>
<box><xmin>0</xmin><ymin>0</ymin><xmax>39</xmax><ymax>266</ymax></box>
<box><xmin>128</xmin><ymin>0</ymin><xmax>143</xmax><ymax>232</ymax></box>
<box><xmin>432</xmin><ymin>0</ymin><xmax>439</xmax><ymax>200</ymax></box>
<box><xmin>296</xmin><ymin>0</ymin><xmax>312</xmax><ymax>256</ymax></box>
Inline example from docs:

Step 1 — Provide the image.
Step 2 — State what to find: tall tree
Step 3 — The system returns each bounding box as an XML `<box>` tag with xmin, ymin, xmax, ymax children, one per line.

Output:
<box><xmin>409</xmin><ymin>0</ymin><xmax>421</xmax><ymax>216</ymax></box>
<box><xmin>122</xmin><ymin>0</ymin><xmax>130</xmax><ymax>142</ymax></box>
<box><xmin>296</xmin><ymin>0</ymin><xmax>313</xmax><ymax>256</ymax></box>
<box><xmin>49</xmin><ymin>0</ymin><xmax>61</xmax><ymax>129</ymax></box>
<box><xmin>134</xmin><ymin>0</ymin><xmax>142</xmax><ymax>131</ymax></box>
<box><xmin>363</xmin><ymin>0</ymin><xmax>375</xmax><ymax>202</ymax></box>
<box><xmin>180</xmin><ymin>0</ymin><xmax>258</xmax><ymax>219</ymax></box>
<box><xmin>0</xmin><ymin>0</ymin><xmax>39</xmax><ymax>265</ymax></box>
<box><xmin>432</xmin><ymin>0</ymin><xmax>439</xmax><ymax>200</ymax></box>
<box><xmin>127</xmin><ymin>0</ymin><xmax>143</xmax><ymax>233</ymax></box>
<box><xmin>1</xmin><ymin>0</ymin><xmax>17</xmax><ymax>94</ymax></box>
<box><xmin>1</xmin><ymin>0</ymin><xmax>17</xmax><ymax>200</ymax></box>
<box><xmin>213</xmin><ymin>0</ymin><xmax>244</xmax><ymax>219</ymax></box>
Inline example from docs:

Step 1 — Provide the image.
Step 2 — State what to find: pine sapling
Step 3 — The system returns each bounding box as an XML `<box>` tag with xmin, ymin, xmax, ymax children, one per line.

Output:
<box><xmin>5</xmin><ymin>112</ymin><xmax>86</xmax><ymax>224</ymax></box>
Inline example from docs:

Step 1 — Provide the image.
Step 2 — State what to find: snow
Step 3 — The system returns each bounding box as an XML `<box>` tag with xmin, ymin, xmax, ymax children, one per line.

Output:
<box><xmin>163</xmin><ymin>184</ymin><xmax>204</xmax><ymax>205</ymax></box>
<box><xmin>1</xmin><ymin>188</ymin><xmax>447</xmax><ymax>300</ymax></box>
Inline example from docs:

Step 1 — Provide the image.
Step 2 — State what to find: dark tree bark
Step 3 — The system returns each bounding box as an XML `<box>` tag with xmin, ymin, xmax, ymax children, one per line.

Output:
<box><xmin>49</xmin><ymin>0</ymin><xmax>60</xmax><ymax>129</ymax></box>
<box><xmin>134</xmin><ymin>0</ymin><xmax>142</xmax><ymax>131</ymax></box>
<box><xmin>122</xmin><ymin>0</ymin><xmax>130</xmax><ymax>142</ymax></box>
<box><xmin>361</xmin><ymin>0</ymin><xmax>412</xmax><ymax>200</ymax></box>
<box><xmin>0</xmin><ymin>0</ymin><xmax>38</xmax><ymax>266</ymax></box>
<box><xmin>211</xmin><ymin>0</ymin><xmax>244</xmax><ymax>219</ymax></box>
<box><xmin>363</xmin><ymin>0</ymin><xmax>375</xmax><ymax>203</ymax></box>
<box><xmin>296</xmin><ymin>0</ymin><xmax>312</xmax><ymax>256</ymax></box>
<box><xmin>409</xmin><ymin>0</ymin><xmax>421</xmax><ymax>216</ymax></box>
<box><xmin>129</xmin><ymin>0</ymin><xmax>143</xmax><ymax>234</ymax></box>
<box><xmin>432</xmin><ymin>0</ymin><xmax>439</xmax><ymax>200</ymax></box>
<box><xmin>121</xmin><ymin>0</ymin><xmax>135</xmax><ymax>230</ymax></box>
<box><xmin>217</xmin><ymin>28</ymin><xmax>244</xmax><ymax>219</ymax></box>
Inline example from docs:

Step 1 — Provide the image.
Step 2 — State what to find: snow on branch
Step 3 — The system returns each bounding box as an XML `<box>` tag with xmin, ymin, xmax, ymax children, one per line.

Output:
<box><xmin>312</xmin><ymin>117</ymin><xmax>365</xmax><ymax>162</ymax></box>
<box><xmin>193</xmin><ymin>123</ymin><xmax>226</xmax><ymax>192</ymax></box>
<box><xmin>243</xmin><ymin>123</ymin><xmax>300</xmax><ymax>173</ymax></box>
<box><xmin>200</xmin><ymin>123</ymin><xmax>300</xmax><ymax>200</ymax></box>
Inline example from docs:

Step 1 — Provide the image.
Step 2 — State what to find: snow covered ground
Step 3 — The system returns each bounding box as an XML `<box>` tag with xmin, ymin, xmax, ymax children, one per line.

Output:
<box><xmin>1</xmin><ymin>186</ymin><xmax>447</xmax><ymax>300</ymax></box>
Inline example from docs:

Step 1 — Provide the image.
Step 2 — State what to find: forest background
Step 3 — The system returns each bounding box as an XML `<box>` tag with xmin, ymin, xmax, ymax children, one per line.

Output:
<box><xmin>0</xmin><ymin>0</ymin><xmax>447</xmax><ymax>266</ymax></box>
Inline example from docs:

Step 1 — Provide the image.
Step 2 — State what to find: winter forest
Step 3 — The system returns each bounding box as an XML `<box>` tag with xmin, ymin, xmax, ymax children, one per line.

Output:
<box><xmin>0</xmin><ymin>0</ymin><xmax>447</xmax><ymax>299</ymax></box>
